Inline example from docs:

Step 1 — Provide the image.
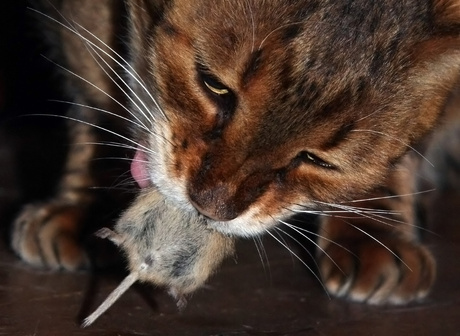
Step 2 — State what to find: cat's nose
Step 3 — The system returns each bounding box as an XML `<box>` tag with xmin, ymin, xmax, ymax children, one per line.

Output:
<box><xmin>188</xmin><ymin>157</ymin><xmax>273</xmax><ymax>222</ymax></box>
<box><xmin>190</xmin><ymin>200</ymin><xmax>238</xmax><ymax>221</ymax></box>
<box><xmin>188</xmin><ymin>173</ymin><xmax>271</xmax><ymax>222</ymax></box>
<box><xmin>189</xmin><ymin>188</ymin><xmax>239</xmax><ymax>221</ymax></box>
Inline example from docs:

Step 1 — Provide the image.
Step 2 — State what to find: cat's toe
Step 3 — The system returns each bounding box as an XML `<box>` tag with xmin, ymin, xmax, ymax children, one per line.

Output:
<box><xmin>318</xmin><ymin>238</ymin><xmax>435</xmax><ymax>305</ymax></box>
<box><xmin>11</xmin><ymin>202</ymin><xmax>89</xmax><ymax>271</ymax></box>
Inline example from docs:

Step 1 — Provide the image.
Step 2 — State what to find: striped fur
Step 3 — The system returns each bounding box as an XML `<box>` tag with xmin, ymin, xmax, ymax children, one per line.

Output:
<box><xmin>11</xmin><ymin>0</ymin><xmax>460</xmax><ymax>304</ymax></box>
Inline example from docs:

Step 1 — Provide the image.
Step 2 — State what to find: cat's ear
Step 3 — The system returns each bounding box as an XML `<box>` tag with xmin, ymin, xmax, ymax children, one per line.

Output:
<box><xmin>125</xmin><ymin>0</ymin><xmax>171</xmax><ymax>53</ymax></box>
<box><xmin>405</xmin><ymin>4</ymin><xmax>460</xmax><ymax>138</ymax></box>
<box><xmin>433</xmin><ymin>0</ymin><xmax>460</xmax><ymax>25</ymax></box>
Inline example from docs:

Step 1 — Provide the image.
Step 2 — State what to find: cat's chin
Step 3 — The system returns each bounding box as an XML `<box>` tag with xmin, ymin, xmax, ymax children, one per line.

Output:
<box><xmin>207</xmin><ymin>220</ymin><xmax>266</xmax><ymax>238</ymax></box>
<box><xmin>205</xmin><ymin>209</ymin><xmax>277</xmax><ymax>238</ymax></box>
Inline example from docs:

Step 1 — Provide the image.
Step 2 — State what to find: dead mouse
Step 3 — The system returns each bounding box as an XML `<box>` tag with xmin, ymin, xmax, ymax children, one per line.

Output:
<box><xmin>82</xmin><ymin>189</ymin><xmax>235</xmax><ymax>327</ymax></box>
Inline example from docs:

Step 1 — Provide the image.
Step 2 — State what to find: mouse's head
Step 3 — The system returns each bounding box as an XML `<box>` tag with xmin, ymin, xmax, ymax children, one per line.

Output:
<box><xmin>115</xmin><ymin>190</ymin><xmax>235</xmax><ymax>293</ymax></box>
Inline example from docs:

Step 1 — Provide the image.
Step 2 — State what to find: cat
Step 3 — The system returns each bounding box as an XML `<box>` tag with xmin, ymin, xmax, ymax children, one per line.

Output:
<box><xmin>10</xmin><ymin>0</ymin><xmax>460</xmax><ymax>305</ymax></box>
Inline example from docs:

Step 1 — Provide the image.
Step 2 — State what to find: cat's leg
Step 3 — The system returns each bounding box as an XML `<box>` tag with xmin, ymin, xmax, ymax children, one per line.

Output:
<box><xmin>11</xmin><ymin>107</ymin><xmax>104</xmax><ymax>271</ymax></box>
<box><xmin>10</xmin><ymin>0</ymin><xmax>129</xmax><ymax>271</ymax></box>
<box><xmin>317</xmin><ymin>152</ymin><xmax>435</xmax><ymax>304</ymax></box>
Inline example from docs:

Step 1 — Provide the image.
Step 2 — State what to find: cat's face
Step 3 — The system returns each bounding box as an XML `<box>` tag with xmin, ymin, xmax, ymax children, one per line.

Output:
<box><xmin>126</xmin><ymin>0</ymin><xmax>460</xmax><ymax>236</ymax></box>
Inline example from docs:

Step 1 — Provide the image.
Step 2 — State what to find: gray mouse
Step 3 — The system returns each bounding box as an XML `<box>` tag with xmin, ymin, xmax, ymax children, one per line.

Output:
<box><xmin>82</xmin><ymin>189</ymin><xmax>235</xmax><ymax>327</ymax></box>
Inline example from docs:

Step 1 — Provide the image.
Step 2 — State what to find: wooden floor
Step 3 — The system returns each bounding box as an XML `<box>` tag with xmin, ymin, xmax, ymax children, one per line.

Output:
<box><xmin>0</xmin><ymin>188</ymin><xmax>459</xmax><ymax>336</ymax></box>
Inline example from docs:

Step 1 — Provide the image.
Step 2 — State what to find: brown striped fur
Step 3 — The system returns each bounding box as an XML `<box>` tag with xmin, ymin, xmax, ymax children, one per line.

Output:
<box><xmin>11</xmin><ymin>0</ymin><xmax>460</xmax><ymax>305</ymax></box>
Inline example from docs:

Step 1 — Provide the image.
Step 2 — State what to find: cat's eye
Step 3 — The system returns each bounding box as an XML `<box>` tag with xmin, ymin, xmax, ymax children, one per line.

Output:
<box><xmin>204</xmin><ymin>80</ymin><xmax>229</xmax><ymax>95</ymax></box>
<box><xmin>296</xmin><ymin>151</ymin><xmax>335</xmax><ymax>169</ymax></box>
<box><xmin>196</xmin><ymin>63</ymin><xmax>237</xmax><ymax>129</ymax></box>
<box><xmin>200</xmin><ymin>73</ymin><xmax>230</xmax><ymax>96</ymax></box>
<box><xmin>196</xmin><ymin>63</ymin><xmax>232</xmax><ymax>97</ymax></box>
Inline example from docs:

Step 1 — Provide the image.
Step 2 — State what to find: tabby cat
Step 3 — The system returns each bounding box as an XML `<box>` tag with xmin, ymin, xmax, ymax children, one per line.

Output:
<box><xmin>11</xmin><ymin>0</ymin><xmax>460</xmax><ymax>305</ymax></box>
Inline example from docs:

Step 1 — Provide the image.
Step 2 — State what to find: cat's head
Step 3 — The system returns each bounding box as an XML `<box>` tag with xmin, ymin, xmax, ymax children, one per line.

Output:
<box><xmin>126</xmin><ymin>0</ymin><xmax>460</xmax><ymax>236</ymax></box>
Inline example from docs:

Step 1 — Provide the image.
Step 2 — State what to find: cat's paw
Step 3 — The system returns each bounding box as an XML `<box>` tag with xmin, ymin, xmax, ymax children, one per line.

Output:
<box><xmin>11</xmin><ymin>202</ymin><xmax>89</xmax><ymax>271</ymax></box>
<box><xmin>318</xmin><ymin>237</ymin><xmax>435</xmax><ymax>305</ymax></box>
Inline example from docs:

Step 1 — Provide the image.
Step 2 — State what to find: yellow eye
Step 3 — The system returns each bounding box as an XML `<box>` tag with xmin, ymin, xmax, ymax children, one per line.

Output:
<box><xmin>204</xmin><ymin>80</ymin><xmax>229</xmax><ymax>95</ymax></box>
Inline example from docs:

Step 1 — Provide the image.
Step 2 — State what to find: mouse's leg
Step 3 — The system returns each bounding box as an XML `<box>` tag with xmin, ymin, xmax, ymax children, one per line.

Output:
<box><xmin>95</xmin><ymin>227</ymin><xmax>125</xmax><ymax>246</ymax></box>
<box><xmin>168</xmin><ymin>287</ymin><xmax>188</xmax><ymax>311</ymax></box>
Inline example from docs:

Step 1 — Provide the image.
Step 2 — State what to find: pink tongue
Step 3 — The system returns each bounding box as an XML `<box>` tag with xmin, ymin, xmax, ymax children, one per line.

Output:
<box><xmin>131</xmin><ymin>149</ymin><xmax>151</xmax><ymax>188</ymax></box>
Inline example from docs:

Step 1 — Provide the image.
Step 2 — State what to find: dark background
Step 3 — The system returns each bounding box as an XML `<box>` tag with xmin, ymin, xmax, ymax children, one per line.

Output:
<box><xmin>0</xmin><ymin>0</ymin><xmax>67</xmax><ymax>213</ymax></box>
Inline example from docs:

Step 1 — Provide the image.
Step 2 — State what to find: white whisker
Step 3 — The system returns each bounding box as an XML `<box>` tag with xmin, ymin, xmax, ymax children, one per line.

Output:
<box><xmin>40</xmin><ymin>55</ymin><xmax>145</xmax><ymax>127</ymax></box>
<box><xmin>48</xmin><ymin>96</ymin><xmax>166</xmax><ymax>145</ymax></box>
<box><xmin>245</xmin><ymin>0</ymin><xmax>256</xmax><ymax>53</ymax></box>
<box><xmin>344</xmin><ymin>220</ymin><xmax>412</xmax><ymax>272</ymax></box>
<box><xmin>91</xmin><ymin>157</ymin><xmax>149</xmax><ymax>166</ymax></box>
<box><xmin>78</xmin><ymin>37</ymin><xmax>155</xmax><ymax>129</ymax></box>
<box><xmin>50</xmin><ymin>100</ymin><xmax>149</xmax><ymax>133</ymax></box>
<box><xmin>311</xmin><ymin>201</ymin><xmax>400</xmax><ymax>216</ymax></box>
<box><xmin>351</xmin><ymin>129</ymin><xmax>434</xmax><ymax>167</ymax></box>
<box><xmin>28</xmin><ymin>7</ymin><xmax>168</xmax><ymax>121</ymax></box>
<box><xmin>312</xmin><ymin>200</ymin><xmax>413</xmax><ymax>271</ymax></box>
<box><xmin>102</xmin><ymin>140</ymin><xmax>165</xmax><ymax>156</ymax></box>
<box><xmin>90</xmin><ymin>179</ymin><xmax>138</xmax><ymax>192</ymax></box>
<box><xmin>345</xmin><ymin>189</ymin><xmax>436</xmax><ymax>203</ymax></box>
<box><xmin>264</xmin><ymin>229</ymin><xmax>329</xmax><ymax>296</ymax></box>
<box><xmin>259</xmin><ymin>21</ymin><xmax>304</xmax><ymax>50</ymax></box>
<box><xmin>30</xmin><ymin>113</ymin><xmax>153</xmax><ymax>155</ymax></box>
<box><xmin>70</xmin><ymin>21</ymin><xmax>168</xmax><ymax>121</ymax></box>
<box><xmin>313</xmin><ymin>201</ymin><xmax>400</xmax><ymax>227</ymax></box>
<box><xmin>288</xmin><ymin>203</ymin><xmax>400</xmax><ymax>216</ymax></box>
<box><xmin>273</xmin><ymin>227</ymin><xmax>296</xmax><ymax>265</ymax></box>
<box><xmin>278</xmin><ymin>219</ymin><xmax>355</xmax><ymax>257</ymax></box>
<box><xmin>299</xmin><ymin>199</ymin><xmax>438</xmax><ymax>237</ymax></box>
<box><xmin>76</xmin><ymin>141</ymin><xmax>153</xmax><ymax>154</ymax></box>
<box><xmin>252</xmin><ymin>236</ymin><xmax>271</xmax><ymax>277</ymax></box>
<box><xmin>274</xmin><ymin>226</ymin><xmax>321</xmax><ymax>271</ymax></box>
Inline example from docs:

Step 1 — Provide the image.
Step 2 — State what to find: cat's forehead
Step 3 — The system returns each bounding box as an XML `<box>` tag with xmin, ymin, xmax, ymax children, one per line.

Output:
<box><xmin>164</xmin><ymin>0</ymin><xmax>431</xmax><ymax>85</ymax></box>
<box><xmin>167</xmin><ymin>1</ymin><xmax>311</xmax><ymax>59</ymax></box>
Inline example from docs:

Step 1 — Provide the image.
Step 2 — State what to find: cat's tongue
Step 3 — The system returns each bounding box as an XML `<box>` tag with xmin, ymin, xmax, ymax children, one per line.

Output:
<box><xmin>131</xmin><ymin>149</ymin><xmax>151</xmax><ymax>189</ymax></box>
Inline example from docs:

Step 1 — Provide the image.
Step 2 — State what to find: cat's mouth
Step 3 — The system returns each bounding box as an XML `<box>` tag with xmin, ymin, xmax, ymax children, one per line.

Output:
<box><xmin>129</xmin><ymin>147</ymin><xmax>275</xmax><ymax>237</ymax></box>
<box><xmin>131</xmin><ymin>148</ymin><xmax>152</xmax><ymax>189</ymax></box>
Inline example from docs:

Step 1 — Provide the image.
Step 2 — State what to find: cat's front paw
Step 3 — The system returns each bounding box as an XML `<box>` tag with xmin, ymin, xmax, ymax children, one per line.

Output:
<box><xmin>318</xmin><ymin>237</ymin><xmax>435</xmax><ymax>305</ymax></box>
<box><xmin>11</xmin><ymin>202</ymin><xmax>89</xmax><ymax>271</ymax></box>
